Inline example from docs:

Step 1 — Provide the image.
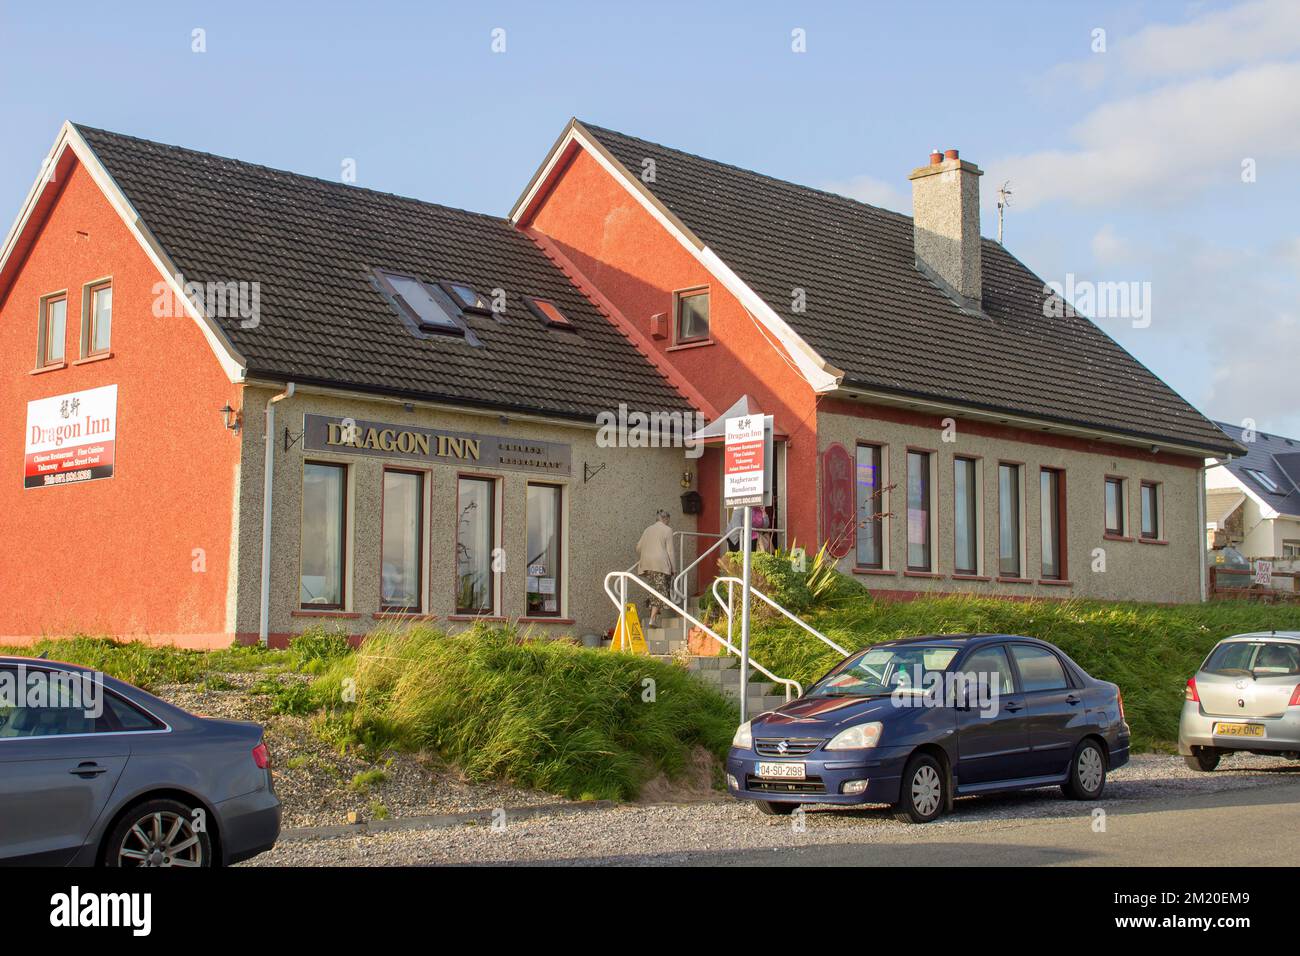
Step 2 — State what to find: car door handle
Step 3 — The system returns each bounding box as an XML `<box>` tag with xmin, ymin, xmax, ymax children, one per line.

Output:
<box><xmin>1005</xmin><ymin>701</ymin><xmax>1024</xmax><ymax>713</ymax></box>
<box><xmin>1065</xmin><ymin>694</ymin><xmax>1081</xmax><ymax>705</ymax></box>
<box><xmin>69</xmin><ymin>762</ymin><xmax>108</xmax><ymax>778</ymax></box>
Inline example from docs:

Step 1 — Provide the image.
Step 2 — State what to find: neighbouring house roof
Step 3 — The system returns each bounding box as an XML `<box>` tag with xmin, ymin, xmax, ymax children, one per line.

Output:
<box><xmin>566</xmin><ymin>121</ymin><xmax>1241</xmax><ymax>457</ymax></box>
<box><xmin>70</xmin><ymin>124</ymin><xmax>693</xmax><ymax>421</ymax></box>
<box><xmin>1213</xmin><ymin>421</ymin><xmax>1300</xmax><ymax>518</ymax></box>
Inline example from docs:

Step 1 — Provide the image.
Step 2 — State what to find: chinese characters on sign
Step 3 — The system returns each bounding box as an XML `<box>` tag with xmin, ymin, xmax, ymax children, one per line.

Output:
<box><xmin>724</xmin><ymin>415</ymin><xmax>769</xmax><ymax>507</ymax></box>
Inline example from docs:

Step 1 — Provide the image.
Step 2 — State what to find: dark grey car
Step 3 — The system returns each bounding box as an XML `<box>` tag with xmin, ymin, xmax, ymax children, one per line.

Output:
<box><xmin>0</xmin><ymin>656</ymin><xmax>280</xmax><ymax>866</ymax></box>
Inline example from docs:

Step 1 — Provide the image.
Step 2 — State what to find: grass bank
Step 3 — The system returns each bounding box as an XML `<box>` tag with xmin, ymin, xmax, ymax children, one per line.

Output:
<box><xmin>309</xmin><ymin>625</ymin><xmax>737</xmax><ymax>801</ymax></box>
<box><xmin>0</xmin><ymin>635</ymin><xmax>289</xmax><ymax>689</ymax></box>
<box><xmin>741</xmin><ymin>596</ymin><xmax>1300</xmax><ymax>751</ymax></box>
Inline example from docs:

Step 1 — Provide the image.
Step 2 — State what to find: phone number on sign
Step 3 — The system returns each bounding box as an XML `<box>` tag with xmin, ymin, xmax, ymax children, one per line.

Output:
<box><xmin>42</xmin><ymin>470</ymin><xmax>92</xmax><ymax>486</ymax></box>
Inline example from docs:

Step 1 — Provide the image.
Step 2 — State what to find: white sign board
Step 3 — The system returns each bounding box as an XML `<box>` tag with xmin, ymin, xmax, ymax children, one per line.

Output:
<box><xmin>24</xmin><ymin>384</ymin><xmax>117</xmax><ymax>489</ymax></box>
<box><xmin>1255</xmin><ymin>559</ymin><xmax>1274</xmax><ymax>588</ymax></box>
<box><xmin>724</xmin><ymin>415</ymin><xmax>769</xmax><ymax>507</ymax></box>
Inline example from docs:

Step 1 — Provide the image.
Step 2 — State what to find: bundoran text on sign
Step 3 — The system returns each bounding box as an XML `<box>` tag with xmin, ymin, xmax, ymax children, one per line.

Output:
<box><xmin>25</xmin><ymin>384</ymin><xmax>117</xmax><ymax>489</ymax></box>
<box><xmin>302</xmin><ymin>414</ymin><xmax>570</xmax><ymax>476</ymax></box>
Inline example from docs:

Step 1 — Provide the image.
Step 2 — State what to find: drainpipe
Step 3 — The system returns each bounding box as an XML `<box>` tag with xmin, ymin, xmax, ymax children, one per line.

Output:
<box><xmin>259</xmin><ymin>383</ymin><xmax>295</xmax><ymax>645</ymax></box>
<box><xmin>1198</xmin><ymin>463</ymin><xmax>1208</xmax><ymax>602</ymax></box>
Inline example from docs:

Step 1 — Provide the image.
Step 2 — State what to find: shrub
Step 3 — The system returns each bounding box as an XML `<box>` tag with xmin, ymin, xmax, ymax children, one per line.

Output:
<box><xmin>287</xmin><ymin>627</ymin><xmax>354</xmax><ymax>674</ymax></box>
<box><xmin>312</xmin><ymin>624</ymin><xmax>738</xmax><ymax>800</ymax></box>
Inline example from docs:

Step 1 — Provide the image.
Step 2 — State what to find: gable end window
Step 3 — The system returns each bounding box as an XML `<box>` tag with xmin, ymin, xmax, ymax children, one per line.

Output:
<box><xmin>674</xmin><ymin>288</ymin><xmax>710</xmax><ymax>343</ymax></box>
<box><xmin>84</xmin><ymin>281</ymin><xmax>112</xmax><ymax>356</ymax></box>
<box><xmin>38</xmin><ymin>293</ymin><xmax>67</xmax><ymax>367</ymax></box>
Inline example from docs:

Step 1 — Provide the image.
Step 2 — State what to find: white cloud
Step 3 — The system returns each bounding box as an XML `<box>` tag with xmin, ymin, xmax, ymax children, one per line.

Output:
<box><xmin>987</xmin><ymin>61</ymin><xmax>1300</xmax><ymax>209</ymax></box>
<box><xmin>1120</xmin><ymin>0</ymin><xmax>1300</xmax><ymax>79</ymax></box>
<box><xmin>1090</xmin><ymin>224</ymin><xmax>1137</xmax><ymax>265</ymax></box>
<box><xmin>819</xmin><ymin>173</ymin><xmax>908</xmax><ymax>213</ymax></box>
<box><xmin>1205</xmin><ymin>311</ymin><xmax>1300</xmax><ymax>434</ymax></box>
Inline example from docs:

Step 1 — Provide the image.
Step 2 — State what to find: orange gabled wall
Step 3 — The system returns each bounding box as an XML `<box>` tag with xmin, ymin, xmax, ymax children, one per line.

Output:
<box><xmin>523</xmin><ymin>146</ymin><xmax>822</xmax><ymax>554</ymax></box>
<box><xmin>0</xmin><ymin>158</ymin><xmax>243</xmax><ymax>647</ymax></box>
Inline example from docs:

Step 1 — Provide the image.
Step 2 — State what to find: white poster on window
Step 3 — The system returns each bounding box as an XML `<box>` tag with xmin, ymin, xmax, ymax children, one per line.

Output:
<box><xmin>24</xmin><ymin>384</ymin><xmax>117</xmax><ymax>489</ymax></box>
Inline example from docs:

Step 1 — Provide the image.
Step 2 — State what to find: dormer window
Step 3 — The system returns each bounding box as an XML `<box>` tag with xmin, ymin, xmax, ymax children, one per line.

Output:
<box><xmin>375</xmin><ymin>269</ymin><xmax>461</xmax><ymax>334</ymax></box>
<box><xmin>439</xmin><ymin>280</ymin><xmax>491</xmax><ymax>315</ymax></box>
<box><xmin>525</xmin><ymin>297</ymin><xmax>572</xmax><ymax>329</ymax></box>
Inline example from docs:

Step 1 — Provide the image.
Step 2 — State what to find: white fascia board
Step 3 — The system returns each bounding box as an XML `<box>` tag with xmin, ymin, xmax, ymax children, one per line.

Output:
<box><xmin>513</xmin><ymin>122</ymin><xmax>842</xmax><ymax>394</ymax></box>
<box><xmin>0</xmin><ymin>122</ymin><xmax>247</xmax><ymax>384</ymax></box>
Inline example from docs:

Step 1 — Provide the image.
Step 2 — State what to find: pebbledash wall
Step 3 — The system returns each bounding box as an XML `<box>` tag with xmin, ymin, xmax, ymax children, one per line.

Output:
<box><xmin>817</xmin><ymin>400</ymin><xmax>1204</xmax><ymax>603</ymax></box>
<box><xmin>231</xmin><ymin>385</ymin><xmax>689</xmax><ymax>647</ymax></box>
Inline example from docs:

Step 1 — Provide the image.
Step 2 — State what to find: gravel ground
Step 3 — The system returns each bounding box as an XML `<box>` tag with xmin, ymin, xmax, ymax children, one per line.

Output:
<box><xmin>156</xmin><ymin>673</ymin><xmax>561</xmax><ymax>828</ymax></box>
<box><xmin>243</xmin><ymin>752</ymin><xmax>1300</xmax><ymax>866</ymax></box>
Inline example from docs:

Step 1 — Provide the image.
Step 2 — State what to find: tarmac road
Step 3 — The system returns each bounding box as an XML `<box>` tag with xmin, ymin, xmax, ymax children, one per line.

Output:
<box><xmin>250</xmin><ymin>754</ymin><xmax>1300</xmax><ymax>866</ymax></box>
<box><xmin>672</xmin><ymin>774</ymin><xmax>1300</xmax><ymax>866</ymax></box>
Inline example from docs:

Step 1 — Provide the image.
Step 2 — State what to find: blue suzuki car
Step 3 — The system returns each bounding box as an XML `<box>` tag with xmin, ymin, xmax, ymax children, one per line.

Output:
<box><xmin>727</xmin><ymin>634</ymin><xmax>1129</xmax><ymax>822</ymax></box>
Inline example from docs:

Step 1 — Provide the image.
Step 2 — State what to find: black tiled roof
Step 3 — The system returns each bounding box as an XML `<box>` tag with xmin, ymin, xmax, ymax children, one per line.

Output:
<box><xmin>580</xmin><ymin>122</ymin><xmax>1240</xmax><ymax>456</ymax></box>
<box><xmin>1214</xmin><ymin>421</ymin><xmax>1300</xmax><ymax>517</ymax></box>
<box><xmin>75</xmin><ymin>124</ymin><xmax>693</xmax><ymax>420</ymax></box>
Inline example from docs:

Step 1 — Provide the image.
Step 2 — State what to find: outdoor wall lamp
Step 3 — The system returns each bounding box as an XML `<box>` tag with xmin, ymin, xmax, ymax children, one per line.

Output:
<box><xmin>219</xmin><ymin>404</ymin><xmax>242</xmax><ymax>434</ymax></box>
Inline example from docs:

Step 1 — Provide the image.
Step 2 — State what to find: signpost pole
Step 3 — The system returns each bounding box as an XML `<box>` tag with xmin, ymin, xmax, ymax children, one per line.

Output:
<box><xmin>739</xmin><ymin>505</ymin><xmax>752</xmax><ymax>724</ymax></box>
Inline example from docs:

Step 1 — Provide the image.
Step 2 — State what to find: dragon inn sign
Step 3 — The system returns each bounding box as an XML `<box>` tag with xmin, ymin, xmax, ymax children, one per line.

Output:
<box><xmin>302</xmin><ymin>414</ymin><xmax>571</xmax><ymax>476</ymax></box>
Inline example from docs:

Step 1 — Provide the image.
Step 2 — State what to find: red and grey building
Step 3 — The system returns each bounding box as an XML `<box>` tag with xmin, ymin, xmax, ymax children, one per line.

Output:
<box><xmin>0</xmin><ymin>120</ymin><xmax>1242</xmax><ymax>647</ymax></box>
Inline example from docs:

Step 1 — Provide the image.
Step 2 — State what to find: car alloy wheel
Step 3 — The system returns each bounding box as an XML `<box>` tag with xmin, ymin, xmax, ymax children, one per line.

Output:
<box><xmin>108</xmin><ymin>799</ymin><xmax>211</xmax><ymax>868</ymax></box>
<box><xmin>1062</xmin><ymin>740</ymin><xmax>1107</xmax><ymax>800</ymax></box>
<box><xmin>894</xmin><ymin>754</ymin><xmax>946</xmax><ymax>824</ymax></box>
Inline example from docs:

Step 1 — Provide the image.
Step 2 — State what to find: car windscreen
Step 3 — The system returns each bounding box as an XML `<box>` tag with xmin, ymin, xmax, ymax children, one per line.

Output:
<box><xmin>1204</xmin><ymin>641</ymin><xmax>1300</xmax><ymax>677</ymax></box>
<box><xmin>808</xmin><ymin>645</ymin><xmax>960</xmax><ymax>698</ymax></box>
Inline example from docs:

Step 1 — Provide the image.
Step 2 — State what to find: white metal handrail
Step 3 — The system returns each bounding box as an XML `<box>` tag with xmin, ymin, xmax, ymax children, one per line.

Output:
<box><xmin>710</xmin><ymin>575</ymin><xmax>849</xmax><ymax>659</ymax></box>
<box><xmin>670</xmin><ymin>527</ymin><xmax>784</xmax><ymax>605</ymax></box>
<box><xmin>603</xmin><ymin>570</ymin><xmax>801</xmax><ymax>701</ymax></box>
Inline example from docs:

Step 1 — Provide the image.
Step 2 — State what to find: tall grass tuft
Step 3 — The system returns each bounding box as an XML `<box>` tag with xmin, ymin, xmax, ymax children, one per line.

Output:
<box><xmin>0</xmin><ymin>635</ymin><xmax>287</xmax><ymax>690</ymax></box>
<box><xmin>312</xmin><ymin>624</ymin><xmax>738</xmax><ymax>801</ymax></box>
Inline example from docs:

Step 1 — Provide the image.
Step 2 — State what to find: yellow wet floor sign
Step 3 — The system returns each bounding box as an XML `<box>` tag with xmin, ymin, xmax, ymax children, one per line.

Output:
<box><xmin>611</xmin><ymin>603</ymin><xmax>649</xmax><ymax>654</ymax></box>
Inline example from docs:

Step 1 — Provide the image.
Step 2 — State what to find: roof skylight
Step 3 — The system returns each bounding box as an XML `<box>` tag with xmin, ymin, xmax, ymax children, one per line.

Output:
<box><xmin>440</xmin><ymin>280</ymin><xmax>491</xmax><ymax>314</ymax></box>
<box><xmin>375</xmin><ymin>270</ymin><xmax>461</xmax><ymax>334</ymax></box>
<box><xmin>1246</xmin><ymin>468</ymin><xmax>1281</xmax><ymax>493</ymax></box>
<box><xmin>525</xmin><ymin>297</ymin><xmax>573</xmax><ymax>328</ymax></box>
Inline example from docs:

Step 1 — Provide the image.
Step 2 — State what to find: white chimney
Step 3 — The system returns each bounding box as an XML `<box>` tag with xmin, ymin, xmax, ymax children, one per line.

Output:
<box><xmin>908</xmin><ymin>148</ymin><xmax>983</xmax><ymax>308</ymax></box>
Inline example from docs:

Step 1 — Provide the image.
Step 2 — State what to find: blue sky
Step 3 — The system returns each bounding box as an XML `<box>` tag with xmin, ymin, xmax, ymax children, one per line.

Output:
<box><xmin>2</xmin><ymin>0</ymin><xmax>1297</xmax><ymax>437</ymax></box>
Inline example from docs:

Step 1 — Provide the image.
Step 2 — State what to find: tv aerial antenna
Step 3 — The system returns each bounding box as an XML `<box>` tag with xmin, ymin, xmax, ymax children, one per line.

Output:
<box><xmin>996</xmin><ymin>181</ymin><xmax>1013</xmax><ymax>244</ymax></box>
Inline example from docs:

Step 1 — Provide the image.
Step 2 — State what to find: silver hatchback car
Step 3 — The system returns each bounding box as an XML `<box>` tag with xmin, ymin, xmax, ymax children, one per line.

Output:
<box><xmin>1180</xmin><ymin>631</ymin><xmax>1300</xmax><ymax>771</ymax></box>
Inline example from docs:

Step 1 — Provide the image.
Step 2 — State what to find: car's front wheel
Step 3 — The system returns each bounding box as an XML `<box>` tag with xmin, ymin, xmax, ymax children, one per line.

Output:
<box><xmin>893</xmin><ymin>754</ymin><xmax>947</xmax><ymax>824</ymax></box>
<box><xmin>755</xmin><ymin>800</ymin><xmax>798</xmax><ymax>816</ymax></box>
<box><xmin>1184</xmin><ymin>748</ymin><xmax>1221</xmax><ymax>772</ymax></box>
<box><xmin>105</xmin><ymin>799</ymin><xmax>213</xmax><ymax>868</ymax></box>
<box><xmin>1061</xmin><ymin>739</ymin><xmax>1107</xmax><ymax>800</ymax></box>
